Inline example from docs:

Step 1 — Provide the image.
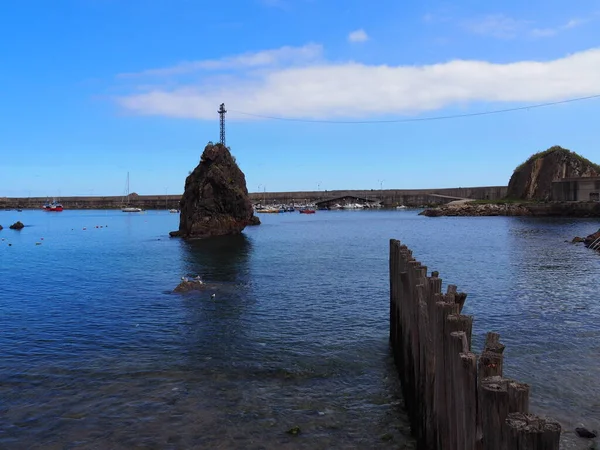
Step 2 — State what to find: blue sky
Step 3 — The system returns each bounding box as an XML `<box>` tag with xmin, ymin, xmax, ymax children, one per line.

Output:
<box><xmin>1</xmin><ymin>0</ymin><xmax>600</xmax><ymax>197</ymax></box>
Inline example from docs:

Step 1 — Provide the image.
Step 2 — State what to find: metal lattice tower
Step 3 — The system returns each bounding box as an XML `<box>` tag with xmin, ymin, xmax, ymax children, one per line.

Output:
<box><xmin>218</xmin><ymin>103</ymin><xmax>227</xmax><ymax>146</ymax></box>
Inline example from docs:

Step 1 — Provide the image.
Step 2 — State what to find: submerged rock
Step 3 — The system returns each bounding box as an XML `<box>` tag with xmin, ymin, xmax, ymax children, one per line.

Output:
<box><xmin>173</xmin><ymin>280</ymin><xmax>208</xmax><ymax>293</ymax></box>
<box><xmin>575</xmin><ymin>427</ymin><xmax>597</xmax><ymax>439</ymax></box>
<box><xmin>170</xmin><ymin>143</ymin><xmax>259</xmax><ymax>239</ymax></box>
<box><xmin>9</xmin><ymin>221</ymin><xmax>24</xmax><ymax>230</ymax></box>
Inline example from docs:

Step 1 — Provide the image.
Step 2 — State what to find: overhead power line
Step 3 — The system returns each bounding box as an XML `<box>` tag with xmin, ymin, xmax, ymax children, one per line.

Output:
<box><xmin>228</xmin><ymin>94</ymin><xmax>600</xmax><ymax>124</ymax></box>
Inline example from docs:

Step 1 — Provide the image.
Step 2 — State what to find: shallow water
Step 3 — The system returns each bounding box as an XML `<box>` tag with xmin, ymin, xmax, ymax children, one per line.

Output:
<box><xmin>0</xmin><ymin>209</ymin><xmax>598</xmax><ymax>449</ymax></box>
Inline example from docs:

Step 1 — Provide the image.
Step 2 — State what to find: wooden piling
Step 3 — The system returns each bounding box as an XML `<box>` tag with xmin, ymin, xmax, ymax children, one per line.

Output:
<box><xmin>388</xmin><ymin>239</ymin><xmax>561</xmax><ymax>450</ymax></box>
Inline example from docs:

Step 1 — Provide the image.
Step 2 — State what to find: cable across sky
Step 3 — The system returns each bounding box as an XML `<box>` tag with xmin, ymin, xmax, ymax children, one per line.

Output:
<box><xmin>228</xmin><ymin>93</ymin><xmax>600</xmax><ymax>124</ymax></box>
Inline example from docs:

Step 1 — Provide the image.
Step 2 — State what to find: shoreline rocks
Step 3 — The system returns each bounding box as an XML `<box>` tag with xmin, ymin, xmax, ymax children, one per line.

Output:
<box><xmin>572</xmin><ymin>228</ymin><xmax>600</xmax><ymax>250</ymax></box>
<box><xmin>420</xmin><ymin>202</ymin><xmax>531</xmax><ymax>217</ymax></box>
<box><xmin>170</xmin><ymin>143</ymin><xmax>259</xmax><ymax>239</ymax></box>
<box><xmin>420</xmin><ymin>201</ymin><xmax>600</xmax><ymax>217</ymax></box>
<box><xmin>9</xmin><ymin>221</ymin><xmax>24</xmax><ymax>230</ymax></box>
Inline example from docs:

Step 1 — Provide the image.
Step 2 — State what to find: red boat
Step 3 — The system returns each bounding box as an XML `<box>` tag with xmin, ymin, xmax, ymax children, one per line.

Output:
<box><xmin>299</xmin><ymin>208</ymin><xmax>315</xmax><ymax>214</ymax></box>
<box><xmin>43</xmin><ymin>200</ymin><xmax>64</xmax><ymax>212</ymax></box>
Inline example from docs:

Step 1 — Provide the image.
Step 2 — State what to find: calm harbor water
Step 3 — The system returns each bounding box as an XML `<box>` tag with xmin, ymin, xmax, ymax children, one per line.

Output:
<box><xmin>1</xmin><ymin>209</ymin><xmax>599</xmax><ymax>449</ymax></box>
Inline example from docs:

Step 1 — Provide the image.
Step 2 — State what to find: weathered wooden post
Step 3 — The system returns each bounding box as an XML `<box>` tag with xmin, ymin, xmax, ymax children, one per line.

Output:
<box><xmin>506</xmin><ymin>413</ymin><xmax>561</xmax><ymax>449</ymax></box>
<box><xmin>389</xmin><ymin>239</ymin><xmax>561</xmax><ymax>450</ymax></box>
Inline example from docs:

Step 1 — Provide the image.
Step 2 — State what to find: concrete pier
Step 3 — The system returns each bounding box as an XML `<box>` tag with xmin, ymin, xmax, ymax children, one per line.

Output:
<box><xmin>0</xmin><ymin>185</ymin><xmax>507</xmax><ymax>210</ymax></box>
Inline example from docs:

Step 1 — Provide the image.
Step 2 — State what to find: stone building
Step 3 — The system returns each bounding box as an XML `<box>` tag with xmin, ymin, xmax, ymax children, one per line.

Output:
<box><xmin>552</xmin><ymin>176</ymin><xmax>600</xmax><ymax>201</ymax></box>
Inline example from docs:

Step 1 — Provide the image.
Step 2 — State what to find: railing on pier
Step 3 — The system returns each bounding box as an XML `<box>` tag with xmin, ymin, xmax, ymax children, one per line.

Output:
<box><xmin>389</xmin><ymin>239</ymin><xmax>561</xmax><ymax>450</ymax></box>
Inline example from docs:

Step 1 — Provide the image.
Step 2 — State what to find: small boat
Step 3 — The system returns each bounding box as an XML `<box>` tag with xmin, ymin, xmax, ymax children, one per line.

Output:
<box><xmin>169</xmin><ymin>209</ymin><xmax>179</xmax><ymax>213</ymax></box>
<box><xmin>256</xmin><ymin>208</ymin><xmax>281</xmax><ymax>213</ymax></box>
<box><xmin>299</xmin><ymin>208</ymin><xmax>316</xmax><ymax>214</ymax></box>
<box><xmin>121</xmin><ymin>172</ymin><xmax>142</xmax><ymax>212</ymax></box>
<box><xmin>43</xmin><ymin>199</ymin><xmax>63</xmax><ymax>212</ymax></box>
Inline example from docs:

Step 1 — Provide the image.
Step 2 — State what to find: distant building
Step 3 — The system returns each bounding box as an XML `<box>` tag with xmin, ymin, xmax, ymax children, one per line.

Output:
<box><xmin>552</xmin><ymin>177</ymin><xmax>600</xmax><ymax>201</ymax></box>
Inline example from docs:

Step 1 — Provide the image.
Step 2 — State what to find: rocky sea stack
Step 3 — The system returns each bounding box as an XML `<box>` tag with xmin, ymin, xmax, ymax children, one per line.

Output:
<box><xmin>507</xmin><ymin>145</ymin><xmax>600</xmax><ymax>201</ymax></box>
<box><xmin>170</xmin><ymin>143</ymin><xmax>259</xmax><ymax>239</ymax></box>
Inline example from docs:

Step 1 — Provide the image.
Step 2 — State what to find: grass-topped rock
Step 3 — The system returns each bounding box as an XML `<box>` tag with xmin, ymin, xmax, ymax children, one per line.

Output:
<box><xmin>507</xmin><ymin>146</ymin><xmax>600</xmax><ymax>201</ymax></box>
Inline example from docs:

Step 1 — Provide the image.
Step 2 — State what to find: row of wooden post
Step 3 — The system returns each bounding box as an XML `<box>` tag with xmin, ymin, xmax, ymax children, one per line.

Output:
<box><xmin>389</xmin><ymin>239</ymin><xmax>561</xmax><ymax>450</ymax></box>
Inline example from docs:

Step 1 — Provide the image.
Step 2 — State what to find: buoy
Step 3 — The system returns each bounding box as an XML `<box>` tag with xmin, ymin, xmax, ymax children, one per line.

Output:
<box><xmin>40</xmin><ymin>237</ymin><xmax>44</xmax><ymax>240</ymax></box>
<box><xmin>83</xmin><ymin>227</ymin><xmax>86</xmax><ymax>230</ymax></box>
<box><xmin>8</xmin><ymin>243</ymin><xmax>12</xmax><ymax>246</ymax></box>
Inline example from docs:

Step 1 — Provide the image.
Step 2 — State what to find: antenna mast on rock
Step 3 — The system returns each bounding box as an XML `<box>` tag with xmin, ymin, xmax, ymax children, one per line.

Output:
<box><xmin>218</xmin><ymin>103</ymin><xmax>227</xmax><ymax>146</ymax></box>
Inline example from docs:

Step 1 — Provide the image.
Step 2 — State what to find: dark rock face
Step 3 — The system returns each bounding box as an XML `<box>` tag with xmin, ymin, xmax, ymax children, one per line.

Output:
<box><xmin>507</xmin><ymin>146</ymin><xmax>599</xmax><ymax>200</ymax></box>
<box><xmin>9</xmin><ymin>221</ymin><xmax>24</xmax><ymax>230</ymax></box>
<box><xmin>0</xmin><ymin>224</ymin><xmax>3</xmax><ymax>230</ymax></box>
<box><xmin>171</xmin><ymin>143</ymin><xmax>258</xmax><ymax>239</ymax></box>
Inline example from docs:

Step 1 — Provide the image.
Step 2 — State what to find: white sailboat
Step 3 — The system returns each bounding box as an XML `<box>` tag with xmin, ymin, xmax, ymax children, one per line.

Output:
<box><xmin>122</xmin><ymin>172</ymin><xmax>142</xmax><ymax>212</ymax></box>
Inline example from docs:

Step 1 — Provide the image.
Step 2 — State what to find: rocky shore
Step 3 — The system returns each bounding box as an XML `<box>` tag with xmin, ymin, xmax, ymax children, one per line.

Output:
<box><xmin>420</xmin><ymin>201</ymin><xmax>600</xmax><ymax>217</ymax></box>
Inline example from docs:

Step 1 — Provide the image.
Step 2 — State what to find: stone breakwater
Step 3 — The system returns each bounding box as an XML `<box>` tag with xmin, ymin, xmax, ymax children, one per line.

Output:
<box><xmin>420</xmin><ymin>201</ymin><xmax>600</xmax><ymax>217</ymax></box>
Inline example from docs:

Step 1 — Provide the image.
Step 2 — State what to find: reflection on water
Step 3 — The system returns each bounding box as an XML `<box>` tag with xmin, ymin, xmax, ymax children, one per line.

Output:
<box><xmin>1</xmin><ymin>210</ymin><xmax>599</xmax><ymax>449</ymax></box>
<box><xmin>180</xmin><ymin>233</ymin><xmax>253</xmax><ymax>282</ymax></box>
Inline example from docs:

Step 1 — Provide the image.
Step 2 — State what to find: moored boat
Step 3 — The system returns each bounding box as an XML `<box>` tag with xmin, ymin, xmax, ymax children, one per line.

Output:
<box><xmin>43</xmin><ymin>200</ymin><xmax>63</xmax><ymax>212</ymax></box>
<box><xmin>121</xmin><ymin>172</ymin><xmax>142</xmax><ymax>212</ymax></box>
<box><xmin>256</xmin><ymin>208</ymin><xmax>283</xmax><ymax>213</ymax></box>
<box><xmin>299</xmin><ymin>208</ymin><xmax>316</xmax><ymax>214</ymax></box>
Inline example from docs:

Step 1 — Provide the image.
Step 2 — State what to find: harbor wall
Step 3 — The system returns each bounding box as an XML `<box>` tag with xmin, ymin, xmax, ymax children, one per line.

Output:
<box><xmin>0</xmin><ymin>185</ymin><xmax>507</xmax><ymax>209</ymax></box>
<box><xmin>389</xmin><ymin>239</ymin><xmax>560</xmax><ymax>449</ymax></box>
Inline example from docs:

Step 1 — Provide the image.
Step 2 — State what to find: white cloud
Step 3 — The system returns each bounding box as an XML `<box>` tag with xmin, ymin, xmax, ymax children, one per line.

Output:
<box><xmin>116</xmin><ymin>46</ymin><xmax>600</xmax><ymax>120</ymax></box>
<box><xmin>463</xmin><ymin>14</ymin><xmax>529</xmax><ymax>39</ymax></box>
<box><xmin>531</xmin><ymin>18</ymin><xmax>588</xmax><ymax>38</ymax></box>
<box><xmin>348</xmin><ymin>29</ymin><xmax>369</xmax><ymax>43</ymax></box>
<box><xmin>119</xmin><ymin>44</ymin><xmax>323</xmax><ymax>77</ymax></box>
<box><xmin>530</xmin><ymin>28</ymin><xmax>558</xmax><ymax>38</ymax></box>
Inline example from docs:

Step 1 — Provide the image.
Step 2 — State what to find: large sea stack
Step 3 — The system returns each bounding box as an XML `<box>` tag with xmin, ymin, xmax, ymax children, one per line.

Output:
<box><xmin>170</xmin><ymin>143</ymin><xmax>259</xmax><ymax>239</ymax></box>
<box><xmin>507</xmin><ymin>146</ymin><xmax>600</xmax><ymax>200</ymax></box>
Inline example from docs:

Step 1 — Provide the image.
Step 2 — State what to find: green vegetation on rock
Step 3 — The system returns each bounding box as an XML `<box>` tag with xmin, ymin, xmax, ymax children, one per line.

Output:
<box><xmin>514</xmin><ymin>146</ymin><xmax>600</xmax><ymax>173</ymax></box>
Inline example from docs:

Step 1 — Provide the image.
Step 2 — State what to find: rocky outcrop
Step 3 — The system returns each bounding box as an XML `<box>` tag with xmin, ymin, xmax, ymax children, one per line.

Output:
<box><xmin>573</xmin><ymin>229</ymin><xmax>600</xmax><ymax>249</ymax></box>
<box><xmin>507</xmin><ymin>146</ymin><xmax>600</xmax><ymax>201</ymax></box>
<box><xmin>421</xmin><ymin>201</ymin><xmax>600</xmax><ymax>217</ymax></box>
<box><xmin>420</xmin><ymin>202</ymin><xmax>531</xmax><ymax>217</ymax></box>
<box><xmin>170</xmin><ymin>143</ymin><xmax>258</xmax><ymax>239</ymax></box>
<box><xmin>9</xmin><ymin>221</ymin><xmax>24</xmax><ymax>230</ymax></box>
<box><xmin>248</xmin><ymin>215</ymin><xmax>261</xmax><ymax>226</ymax></box>
<box><xmin>0</xmin><ymin>224</ymin><xmax>3</xmax><ymax>230</ymax></box>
